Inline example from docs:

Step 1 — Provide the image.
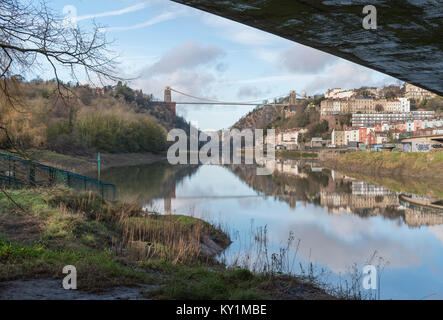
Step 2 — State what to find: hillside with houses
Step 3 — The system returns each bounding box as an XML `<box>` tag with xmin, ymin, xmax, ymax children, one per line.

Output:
<box><xmin>233</xmin><ymin>83</ymin><xmax>442</xmax><ymax>153</ymax></box>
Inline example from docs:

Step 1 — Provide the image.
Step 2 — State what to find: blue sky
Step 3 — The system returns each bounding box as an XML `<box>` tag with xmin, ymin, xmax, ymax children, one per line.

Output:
<box><xmin>46</xmin><ymin>0</ymin><xmax>399</xmax><ymax>130</ymax></box>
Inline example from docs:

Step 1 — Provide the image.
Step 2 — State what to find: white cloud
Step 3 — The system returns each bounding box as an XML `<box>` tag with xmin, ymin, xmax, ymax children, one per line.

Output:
<box><xmin>229</xmin><ymin>74</ymin><xmax>300</xmax><ymax>85</ymax></box>
<box><xmin>255</xmin><ymin>48</ymin><xmax>281</xmax><ymax>64</ymax></box>
<box><xmin>134</xmin><ymin>41</ymin><xmax>228</xmax><ymax>110</ymax></box>
<box><xmin>141</xmin><ymin>41</ymin><xmax>225</xmax><ymax>75</ymax></box>
<box><xmin>237</xmin><ymin>86</ymin><xmax>268</xmax><ymax>99</ymax></box>
<box><xmin>136</xmin><ymin>70</ymin><xmax>215</xmax><ymax>99</ymax></box>
<box><xmin>428</xmin><ymin>225</ymin><xmax>443</xmax><ymax>246</ymax></box>
<box><xmin>304</xmin><ymin>60</ymin><xmax>397</xmax><ymax>94</ymax></box>
<box><xmin>280</xmin><ymin>45</ymin><xmax>338</xmax><ymax>73</ymax></box>
<box><xmin>101</xmin><ymin>11</ymin><xmax>180</xmax><ymax>32</ymax></box>
<box><xmin>75</xmin><ymin>1</ymin><xmax>152</xmax><ymax>22</ymax></box>
<box><xmin>268</xmin><ymin>210</ymin><xmax>423</xmax><ymax>274</ymax></box>
<box><xmin>200</xmin><ymin>13</ymin><xmax>284</xmax><ymax>47</ymax></box>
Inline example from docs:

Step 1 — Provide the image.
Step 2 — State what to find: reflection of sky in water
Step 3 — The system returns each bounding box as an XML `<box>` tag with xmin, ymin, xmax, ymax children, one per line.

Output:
<box><xmin>115</xmin><ymin>164</ymin><xmax>443</xmax><ymax>300</ymax></box>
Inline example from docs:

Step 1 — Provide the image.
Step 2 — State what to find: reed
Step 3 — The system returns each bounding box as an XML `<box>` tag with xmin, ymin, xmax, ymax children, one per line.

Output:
<box><xmin>48</xmin><ymin>188</ymin><xmax>230</xmax><ymax>264</ymax></box>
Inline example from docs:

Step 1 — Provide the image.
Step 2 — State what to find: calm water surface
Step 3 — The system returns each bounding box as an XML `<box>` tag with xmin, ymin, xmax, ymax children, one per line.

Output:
<box><xmin>99</xmin><ymin>161</ymin><xmax>443</xmax><ymax>300</ymax></box>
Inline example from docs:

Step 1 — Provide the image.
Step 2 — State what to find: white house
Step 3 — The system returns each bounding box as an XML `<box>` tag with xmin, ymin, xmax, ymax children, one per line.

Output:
<box><xmin>398</xmin><ymin>98</ymin><xmax>410</xmax><ymax>113</ymax></box>
<box><xmin>325</xmin><ymin>88</ymin><xmax>355</xmax><ymax>99</ymax></box>
<box><xmin>405</xmin><ymin>121</ymin><xmax>415</xmax><ymax>132</ymax></box>
<box><xmin>345</xmin><ymin>129</ymin><xmax>359</xmax><ymax>144</ymax></box>
<box><xmin>271</xmin><ymin>129</ymin><xmax>300</xmax><ymax>150</ymax></box>
<box><xmin>381</xmin><ymin>123</ymin><xmax>390</xmax><ymax>132</ymax></box>
<box><xmin>333</xmin><ymin>100</ymin><xmax>341</xmax><ymax>114</ymax></box>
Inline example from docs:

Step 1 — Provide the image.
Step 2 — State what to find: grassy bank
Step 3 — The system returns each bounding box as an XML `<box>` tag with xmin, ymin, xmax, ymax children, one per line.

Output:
<box><xmin>333</xmin><ymin>169</ymin><xmax>443</xmax><ymax>198</ymax></box>
<box><xmin>323</xmin><ymin>151</ymin><xmax>443</xmax><ymax>197</ymax></box>
<box><xmin>276</xmin><ymin>150</ymin><xmax>318</xmax><ymax>160</ymax></box>
<box><xmin>324</xmin><ymin>151</ymin><xmax>443</xmax><ymax>179</ymax></box>
<box><xmin>0</xmin><ymin>187</ymin><xmax>334</xmax><ymax>299</ymax></box>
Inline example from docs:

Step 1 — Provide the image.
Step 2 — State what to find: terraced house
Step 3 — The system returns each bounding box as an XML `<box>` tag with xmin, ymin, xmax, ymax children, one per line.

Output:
<box><xmin>321</xmin><ymin>97</ymin><xmax>410</xmax><ymax>115</ymax></box>
<box><xmin>405</xmin><ymin>83</ymin><xmax>437</xmax><ymax>101</ymax></box>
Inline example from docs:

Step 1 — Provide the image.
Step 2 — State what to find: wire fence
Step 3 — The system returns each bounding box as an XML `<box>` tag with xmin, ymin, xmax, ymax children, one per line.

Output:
<box><xmin>0</xmin><ymin>152</ymin><xmax>115</xmax><ymax>199</ymax></box>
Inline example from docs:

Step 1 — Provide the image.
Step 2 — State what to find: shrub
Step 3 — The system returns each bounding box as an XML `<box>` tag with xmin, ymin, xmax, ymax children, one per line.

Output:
<box><xmin>47</xmin><ymin>113</ymin><xmax>167</xmax><ymax>154</ymax></box>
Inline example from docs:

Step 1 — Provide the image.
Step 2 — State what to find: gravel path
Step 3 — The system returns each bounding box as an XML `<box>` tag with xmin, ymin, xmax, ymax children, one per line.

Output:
<box><xmin>0</xmin><ymin>279</ymin><xmax>154</xmax><ymax>300</ymax></box>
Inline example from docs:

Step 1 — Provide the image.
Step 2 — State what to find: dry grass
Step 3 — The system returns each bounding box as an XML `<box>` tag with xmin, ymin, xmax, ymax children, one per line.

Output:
<box><xmin>325</xmin><ymin>151</ymin><xmax>443</xmax><ymax>180</ymax></box>
<box><xmin>0</xmin><ymin>186</ymin><xmax>230</xmax><ymax>292</ymax></box>
<box><xmin>0</xmin><ymin>81</ymin><xmax>167</xmax><ymax>153</ymax></box>
<box><xmin>0</xmin><ymin>187</ymin><xmax>343</xmax><ymax>299</ymax></box>
<box><xmin>47</xmin><ymin>188</ymin><xmax>230</xmax><ymax>264</ymax></box>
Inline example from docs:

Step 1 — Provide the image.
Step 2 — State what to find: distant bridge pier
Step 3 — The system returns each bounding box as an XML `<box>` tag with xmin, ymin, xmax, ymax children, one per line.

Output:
<box><xmin>162</xmin><ymin>86</ymin><xmax>176</xmax><ymax>117</ymax></box>
<box><xmin>289</xmin><ymin>90</ymin><xmax>296</xmax><ymax>106</ymax></box>
<box><xmin>164</xmin><ymin>86</ymin><xmax>172</xmax><ymax>102</ymax></box>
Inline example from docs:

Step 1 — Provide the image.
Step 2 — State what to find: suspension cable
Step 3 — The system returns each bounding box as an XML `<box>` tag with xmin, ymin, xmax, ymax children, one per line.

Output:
<box><xmin>169</xmin><ymin>87</ymin><xmax>300</xmax><ymax>105</ymax></box>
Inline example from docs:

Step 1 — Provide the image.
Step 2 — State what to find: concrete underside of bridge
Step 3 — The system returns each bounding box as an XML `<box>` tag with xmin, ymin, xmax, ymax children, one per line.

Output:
<box><xmin>402</xmin><ymin>135</ymin><xmax>443</xmax><ymax>143</ymax></box>
<box><xmin>172</xmin><ymin>0</ymin><xmax>443</xmax><ymax>95</ymax></box>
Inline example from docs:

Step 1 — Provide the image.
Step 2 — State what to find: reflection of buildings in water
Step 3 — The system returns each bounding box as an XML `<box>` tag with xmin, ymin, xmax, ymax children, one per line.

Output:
<box><xmin>404</xmin><ymin>207</ymin><xmax>443</xmax><ymax>227</ymax></box>
<box><xmin>351</xmin><ymin>181</ymin><xmax>393</xmax><ymax>196</ymax></box>
<box><xmin>265</xmin><ymin>159</ymin><xmax>308</xmax><ymax>178</ymax></box>
<box><xmin>233</xmin><ymin>162</ymin><xmax>443</xmax><ymax>226</ymax></box>
<box><xmin>163</xmin><ymin>182</ymin><xmax>176</xmax><ymax>214</ymax></box>
<box><xmin>320</xmin><ymin>183</ymin><xmax>443</xmax><ymax>227</ymax></box>
<box><xmin>320</xmin><ymin>181</ymin><xmax>399</xmax><ymax>215</ymax></box>
<box><xmin>400</xmin><ymin>194</ymin><xmax>443</xmax><ymax>210</ymax></box>
<box><xmin>282</xmin><ymin>184</ymin><xmax>297</xmax><ymax>209</ymax></box>
<box><xmin>400</xmin><ymin>195</ymin><xmax>443</xmax><ymax>227</ymax></box>
<box><xmin>164</xmin><ymin>198</ymin><xmax>172</xmax><ymax>214</ymax></box>
<box><xmin>331</xmin><ymin>170</ymin><xmax>356</xmax><ymax>184</ymax></box>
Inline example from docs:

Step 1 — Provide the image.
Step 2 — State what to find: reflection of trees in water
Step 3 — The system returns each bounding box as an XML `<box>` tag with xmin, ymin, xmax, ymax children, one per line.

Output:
<box><xmin>100</xmin><ymin>162</ymin><xmax>200</xmax><ymax>204</ymax></box>
<box><xmin>227</xmin><ymin>163</ymin><xmax>413</xmax><ymax>223</ymax></box>
<box><xmin>228</xmin><ymin>163</ymin><xmax>331</xmax><ymax>204</ymax></box>
<box><xmin>335</xmin><ymin>179</ymin><xmax>352</xmax><ymax>193</ymax></box>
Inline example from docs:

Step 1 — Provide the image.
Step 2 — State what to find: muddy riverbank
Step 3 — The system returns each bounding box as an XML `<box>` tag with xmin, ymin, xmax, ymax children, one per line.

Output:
<box><xmin>27</xmin><ymin>150</ymin><xmax>167</xmax><ymax>175</ymax></box>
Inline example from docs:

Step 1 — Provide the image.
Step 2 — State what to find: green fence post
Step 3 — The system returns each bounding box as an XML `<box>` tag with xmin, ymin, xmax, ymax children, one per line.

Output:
<box><xmin>29</xmin><ymin>164</ymin><xmax>35</xmax><ymax>186</ymax></box>
<box><xmin>97</xmin><ymin>152</ymin><xmax>101</xmax><ymax>180</ymax></box>
<box><xmin>49</xmin><ymin>168</ymin><xmax>56</xmax><ymax>186</ymax></box>
<box><xmin>7</xmin><ymin>155</ymin><xmax>11</xmax><ymax>186</ymax></box>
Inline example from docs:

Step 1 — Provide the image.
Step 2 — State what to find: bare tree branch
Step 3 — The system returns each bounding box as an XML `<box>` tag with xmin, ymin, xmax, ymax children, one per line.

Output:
<box><xmin>0</xmin><ymin>0</ymin><xmax>122</xmax><ymax>160</ymax></box>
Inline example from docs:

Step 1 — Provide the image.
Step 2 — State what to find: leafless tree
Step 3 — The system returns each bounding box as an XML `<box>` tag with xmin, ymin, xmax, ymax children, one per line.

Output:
<box><xmin>0</xmin><ymin>0</ymin><xmax>121</xmax><ymax>157</ymax></box>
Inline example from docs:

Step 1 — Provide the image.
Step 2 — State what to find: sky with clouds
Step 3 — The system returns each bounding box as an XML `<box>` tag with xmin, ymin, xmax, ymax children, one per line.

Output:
<box><xmin>48</xmin><ymin>0</ymin><xmax>399</xmax><ymax>130</ymax></box>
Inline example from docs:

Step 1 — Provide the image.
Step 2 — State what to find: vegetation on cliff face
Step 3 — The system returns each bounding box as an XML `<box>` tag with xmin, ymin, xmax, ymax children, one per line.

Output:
<box><xmin>412</xmin><ymin>96</ymin><xmax>443</xmax><ymax>112</ymax></box>
<box><xmin>232</xmin><ymin>104</ymin><xmax>283</xmax><ymax>130</ymax></box>
<box><xmin>0</xmin><ymin>80</ymin><xmax>188</xmax><ymax>154</ymax></box>
<box><xmin>231</xmin><ymin>97</ymin><xmax>330</xmax><ymax>140</ymax></box>
<box><xmin>47</xmin><ymin>111</ymin><xmax>167</xmax><ymax>154</ymax></box>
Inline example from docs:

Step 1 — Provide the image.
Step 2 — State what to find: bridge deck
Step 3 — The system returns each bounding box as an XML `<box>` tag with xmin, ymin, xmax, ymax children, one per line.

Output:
<box><xmin>173</xmin><ymin>0</ymin><xmax>443</xmax><ymax>95</ymax></box>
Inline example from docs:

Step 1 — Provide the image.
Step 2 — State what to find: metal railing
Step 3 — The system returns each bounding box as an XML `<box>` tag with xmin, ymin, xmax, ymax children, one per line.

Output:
<box><xmin>0</xmin><ymin>152</ymin><xmax>115</xmax><ymax>199</ymax></box>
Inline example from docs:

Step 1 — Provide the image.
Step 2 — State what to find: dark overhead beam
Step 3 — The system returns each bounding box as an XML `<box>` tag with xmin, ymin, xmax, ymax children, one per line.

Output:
<box><xmin>172</xmin><ymin>0</ymin><xmax>443</xmax><ymax>96</ymax></box>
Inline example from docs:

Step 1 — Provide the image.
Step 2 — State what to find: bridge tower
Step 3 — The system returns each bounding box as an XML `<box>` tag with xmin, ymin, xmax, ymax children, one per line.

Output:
<box><xmin>164</xmin><ymin>86</ymin><xmax>172</xmax><ymax>102</ymax></box>
<box><xmin>163</xmin><ymin>86</ymin><xmax>176</xmax><ymax>118</ymax></box>
<box><xmin>289</xmin><ymin>90</ymin><xmax>296</xmax><ymax>106</ymax></box>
